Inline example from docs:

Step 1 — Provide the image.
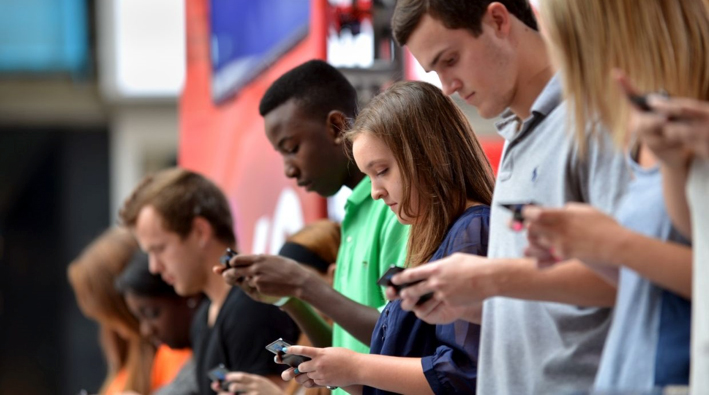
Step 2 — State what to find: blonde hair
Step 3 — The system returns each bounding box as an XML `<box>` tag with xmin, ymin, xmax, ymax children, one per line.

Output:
<box><xmin>68</xmin><ymin>227</ymin><xmax>154</xmax><ymax>394</ymax></box>
<box><xmin>541</xmin><ymin>0</ymin><xmax>709</xmax><ymax>148</ymax></box>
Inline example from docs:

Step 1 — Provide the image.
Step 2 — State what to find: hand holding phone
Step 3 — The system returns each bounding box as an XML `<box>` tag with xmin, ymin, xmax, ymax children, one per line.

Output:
<box><xmin>207</xmin><ymin>364</ymin><xmax>232</xmax><ymax>391</ymax></box>
<box><xmin>265</xmin><ymin>338</ymin><xmax>311</xmax><ymax>368</ymax></box>
<box><xmin>377</xmin><ymin>265</ymin><xmax>433</xmax><ymax>306</ymax></box>
<box><xmin>220</xmin><ymin>248</ymin><xmax>237</xmax><ymax>268</ymax></box>
<box><xmin>498</xmin><ymin>201</ymin><xmax>539</xmax><ymax>231</ymax></box>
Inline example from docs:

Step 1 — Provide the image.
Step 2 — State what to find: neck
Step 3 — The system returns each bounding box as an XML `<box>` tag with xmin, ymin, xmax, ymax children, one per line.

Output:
<box><xmin>201</xmin><ymin>243</ymin><xmax>232</xmax><ymax>307</ymax></box>
<box><xmin>509</xmin><ymin>27</ymin><xmax>554</xmax><ymax>120</ymax></box>
<box><xmin>344</xmin><ymin>169</ymin><xmax>366</xmax><ymax>190</ymax></box>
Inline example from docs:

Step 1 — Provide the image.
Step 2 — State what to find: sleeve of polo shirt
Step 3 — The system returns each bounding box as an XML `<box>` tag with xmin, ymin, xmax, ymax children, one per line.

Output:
<box><xmin>572</xmin><ymin>127</ymin><xmax>631</xmax><ymax>215</ymax></box>
<box><xmin>421</xmin><ymin>215</ymin><xmax>487</xmax><ymax>394</ymax></box>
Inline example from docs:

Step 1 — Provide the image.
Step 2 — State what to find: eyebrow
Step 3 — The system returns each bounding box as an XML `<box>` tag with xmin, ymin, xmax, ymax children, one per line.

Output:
<box><xmin>365</xmin><ymin>159</ymin><xmax>386</xmax><ymax>170</ymax></box>
<box><xmin>426</xmin><ymin>48</ymin><xmax>447</xmax><ymax>72</ymax></box>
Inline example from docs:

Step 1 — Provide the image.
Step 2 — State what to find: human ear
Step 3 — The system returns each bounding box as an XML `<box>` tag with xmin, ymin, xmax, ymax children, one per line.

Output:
<box><xmin>326</xmin><ymin>110</ymin><xmax>349</xmax><ymax>144</ymax></box>
<box><xmin>191</xmin><ymin>216</ymin><xmax>213</xmax><ymax>248</ymax></box>
<box><xmin>485</xmin><ymin>2</ymin><xmax>512</xmax><ymax>37</ymax></box>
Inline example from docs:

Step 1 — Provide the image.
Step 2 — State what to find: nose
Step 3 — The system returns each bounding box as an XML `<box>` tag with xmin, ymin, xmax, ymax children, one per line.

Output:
<box><xmin>283</xmin><ymin>158</ymin><xmax>300</xmax><ymax>180</ymax></box>
<box><xmin>370</xmin><ymin>180</ymin><xmax>386</xmax><ymax>201</ymax></box>
<box><xmin>139</xmin><ymin>320</ymin><xmax>155</xmax><ymax>339</ymax></box>
<box><xmin>147</xmin><ymin>254</ymin><xmax>162</xmax><ymax>274</ymax></box>
<box><xmin>441</xmin><ymin>75</ymin><xmax>462</xmax><ymax>96</ymax></box>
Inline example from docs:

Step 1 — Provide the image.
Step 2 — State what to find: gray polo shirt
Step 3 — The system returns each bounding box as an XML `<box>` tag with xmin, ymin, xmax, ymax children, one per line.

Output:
<box><xmin>477</xmin><ymin>74</ymin><xmax>630</xmax><ymax>394</ymax></box>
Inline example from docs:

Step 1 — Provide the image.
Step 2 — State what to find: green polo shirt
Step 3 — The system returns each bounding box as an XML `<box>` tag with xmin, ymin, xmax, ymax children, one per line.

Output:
<box><xmin>332</xmin><ymin>177</ymin><xmax>409</xmax><ymax>356</ymax></box>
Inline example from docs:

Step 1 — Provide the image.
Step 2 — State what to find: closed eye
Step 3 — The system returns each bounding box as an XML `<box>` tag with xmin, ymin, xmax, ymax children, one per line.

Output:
<box><xmin>376</xmin><ymin>168</ymin><xmax>388</xmax><ymax>177</ymax></box>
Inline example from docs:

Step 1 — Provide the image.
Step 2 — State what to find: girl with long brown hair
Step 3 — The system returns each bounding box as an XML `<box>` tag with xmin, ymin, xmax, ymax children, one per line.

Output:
<box><xmin>279</xmin><ymin>80</ymin><xmax>494</xmax><ymax>395</ymax></box>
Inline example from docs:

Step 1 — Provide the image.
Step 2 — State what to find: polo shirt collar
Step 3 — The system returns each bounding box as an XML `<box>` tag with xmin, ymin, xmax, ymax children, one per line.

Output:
<box><xmin>494</xmin><ymin>73</ymin><xmax>563</xmax><ymax>142</ymax></box>
<box><xmin>346</xmin><ymin>176</ymin><xmax>371</xmax><ymax>208</ymax></box>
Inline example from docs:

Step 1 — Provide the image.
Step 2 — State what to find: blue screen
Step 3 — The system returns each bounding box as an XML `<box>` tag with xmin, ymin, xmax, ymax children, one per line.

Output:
<box><xmin>0</xmin><ymin>0</ymin><xmax>89</xmax><ymax>74</ymax></box>
<box><xmin>210</xmin><ymin>0</ymin><xmax>310</xmax><ymax>103</ymax></box>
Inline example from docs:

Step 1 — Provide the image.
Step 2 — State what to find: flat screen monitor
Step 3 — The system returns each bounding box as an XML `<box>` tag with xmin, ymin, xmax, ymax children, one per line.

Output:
<box><xmin>210</xmin><ymin>0</ymin><xmax>310</xmax><ymax>103</ymax></box>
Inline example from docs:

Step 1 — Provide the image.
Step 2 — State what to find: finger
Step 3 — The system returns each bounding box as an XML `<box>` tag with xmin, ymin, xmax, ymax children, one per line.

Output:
<box><xmin>399</xmin><ymin>279</ymin><xmax>434</xmax><ymax>301</ymax></box>
<box><xmin>281</xmin><ymin>367</ymin><xmax>297</xmax><ymax>381</ymax></box>
<box><xmin>412</xmin><ymin>296</ymin><xmax>441</xmax><ymax>317</ymax></box>
<box><xmin>391</xmin><ymin>264</ymin><xmax>436</xmax><ymax>285</ymax></box>
<box><xmin>612</xmin><ymin>69</ymin><xmax>640</xmax><ymax>97</ymax></box>
<box><xmin>213</xmin><ymin>265</ymin><xmax>226</xmax><ymax>275</ymax></box>
<box><xmin>227</xmin><ymin>381</ymin><xmax>248</xmax><ymax>393</ymax></box>
<box><xmin>663</xmin><ymin>122</ymin><xmax>700</xmax><ymax>145</ymax></box>
<box><xmin>230</xmin><ymin>254</ymin><xmax>262</xmax><ymax>268</ymax></box>
<box><xmin>649</xmin><ymin>97</ymin><xmax>709</xmax><ymax>120</ymax></box>
<box><xmin>295</xmin><ymin>374</ymin><xmax>313</xmax><ymax>386</ymax></box>
<box><xmin>225</xmin><ymin>372</ymin><xmax>249</xmax><ymax>383</ymax></box>
<box><xmin>283</xmin><ymin>345</ymin><xmax>319</xmax><ymax>358</ymax></box>
<box><xmin>385</xmin><ymin>286</ymin><xmax>400</xmax><ymax>301</ymax></box>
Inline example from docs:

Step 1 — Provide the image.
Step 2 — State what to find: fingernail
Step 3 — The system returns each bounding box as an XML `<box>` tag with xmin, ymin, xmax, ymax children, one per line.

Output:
<box><xmin>281</xmin><ymin>347</ymin><xmax>288</xmax><ymax>353</ymax></box>
<box><xmin>294</xmin><ymin>368</ymin><xmax>300</xmax><ymax>374</ymax></box>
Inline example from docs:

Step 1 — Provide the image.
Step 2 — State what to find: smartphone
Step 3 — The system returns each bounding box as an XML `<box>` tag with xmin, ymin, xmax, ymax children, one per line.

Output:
<box><xmin>219</xmin><ymin>248</ymin><xmax>237</xmax><ymax>268</ymax></box>
<box><xmin>265</xmin><ymin>338</ymin><xmax>311</xmax><ymax>368</ymax></box>
<box><xmin>207</xmin><ymin>364</ymin><xmax>232</xmax><ymax>391</ymax></box>
<box><xmin>376</xmin><ymin>265</ymin><xmax>405</xmax><ymax>290</ymax></box>
<box><xmin>377</xmin><ymin>265</ymin><xmax>433</xmax><ymax>306</ymax></box>
<box><xmin>628</xmin><ymin>94</ymin><xmax>653</xmax><ymax>112</ymax></box>
<box><xmin>498</xmin><ymin>201</ymin><xmax>538</xmax><ymax>223</ymax></box>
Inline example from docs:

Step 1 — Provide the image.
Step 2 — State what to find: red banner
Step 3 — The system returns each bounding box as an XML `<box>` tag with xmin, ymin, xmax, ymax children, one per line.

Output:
<box><xmin>180</xmin><ymin>0</ymin><xmax>329</xmax><ymax>254</ymax></box>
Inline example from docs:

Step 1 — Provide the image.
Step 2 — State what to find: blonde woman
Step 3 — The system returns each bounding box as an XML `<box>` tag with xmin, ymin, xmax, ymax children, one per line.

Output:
<box><xmin>520</xmin><ymin>0</ymin><xmax>709</xmax><ymax>391</ymax></box>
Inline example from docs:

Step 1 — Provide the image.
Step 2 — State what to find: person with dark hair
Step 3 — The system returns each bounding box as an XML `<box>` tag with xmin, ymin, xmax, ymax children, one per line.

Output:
<box><xmin>387</xmin><ymin>1</ymin><xmax>630</xmax><ymax>394</ymax></box>
<box><xmin>120</xmin><ymin>168</ymin><xmax>299</xmax><ymax>395</ymax></box>
<box><xmin>215</xmin><ymin>60</ymin><xmax>409</xmax><ymax>395</ymax></box>
<box><xmin>213</xmin><ymin>220</ymin><xmax>340</xmax><ymax>395</ymax></box>
<box><xmin>279</xmin><ymin>80</ymin><xmax>493</xmax><ymax>394</ymax></box>
<box><xmin>116</xmin><ymin>252</ymin><xmax>201</xmax><ymax>395</ymax></box>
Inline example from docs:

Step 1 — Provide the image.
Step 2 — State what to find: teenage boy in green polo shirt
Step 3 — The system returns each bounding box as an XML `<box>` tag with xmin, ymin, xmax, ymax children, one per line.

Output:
<box><xmin>216</xmin><ymin>61</ymin><xmax>409</xmax><ymax>363</ymax></box>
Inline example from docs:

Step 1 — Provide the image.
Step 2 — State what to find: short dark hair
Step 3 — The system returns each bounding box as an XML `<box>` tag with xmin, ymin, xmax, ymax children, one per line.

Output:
<box><xmin>392</xmin><ymin>0</ymin><xmax>537</xmax><ymax>45</ymax></box>
<box><xmin>258</xmin><ymin>60</ymin><xmax>358</xmax><ymax>121</ymax></box>
<box><xmin>115</xmin><ymin>251</ymin><xmax>178</xmax><ymax>298</ymax></box>
<box><xmin>119</xmin><ymin>168</ymin><xmax>236</xmax><ymax>247</ymax></box>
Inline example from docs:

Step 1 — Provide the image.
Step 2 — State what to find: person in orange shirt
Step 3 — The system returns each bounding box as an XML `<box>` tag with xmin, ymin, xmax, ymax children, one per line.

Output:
<box><xmin>68</xmin><ymin>227</ymin><xmax>154</xmax><ymax>395</ymax></box>
<box><xmin>116</xmin><ymin>251</ymin><xmax>203</xmax><ymax>394</ymax></box>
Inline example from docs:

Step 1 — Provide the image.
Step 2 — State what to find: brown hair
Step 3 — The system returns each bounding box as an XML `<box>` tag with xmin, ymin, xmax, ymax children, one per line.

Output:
<box><xmin>67</xmin><ymin>227</ymin><xmax>155</xmax><ymax>395</ymax></box>
<box><xmin>119</xmin><ymin>168</ymin><xmax>236</xmax><ymax>247</ymax></box>
<box><xmin>287</xmin><ymin>220</ymin><xmax>341</xmax><ymax>265</ymax></box>
<box><xmin>541</xmin><ymin>0</ymin><xmax>709</xmax><ymax>148</ymax></box>
<box><xmin>346</xmin><ymin>81</ymin><xmax>495</xmax><ymax>266</ymax></box>
<box><xmin>392</xmin><ymin>0</ymin><xmax>537</xmax><ymax>45</ymax></box>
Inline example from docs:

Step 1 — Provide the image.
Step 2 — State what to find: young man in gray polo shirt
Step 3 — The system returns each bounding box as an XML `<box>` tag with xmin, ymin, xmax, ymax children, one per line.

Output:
<box><xmin>389</xmin><ymin>1</ymin><xmax>630</xmax><ymax>394</ymax></box>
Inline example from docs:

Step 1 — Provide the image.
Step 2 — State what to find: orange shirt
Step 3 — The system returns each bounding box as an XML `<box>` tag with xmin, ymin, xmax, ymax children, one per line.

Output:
<box><xmin>151</xmin><ymin>345</ymin><xmax>192</xmax><ymax>389</ymax></box>
<box><xmin>104</xmin><ymin>346</ymin><xmax>192</xmax><ymax>394</ymax></box>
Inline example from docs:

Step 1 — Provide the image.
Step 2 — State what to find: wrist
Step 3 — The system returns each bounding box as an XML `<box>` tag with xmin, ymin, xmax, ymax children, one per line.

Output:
<box><xmin>603</xmin><ymin>227</ymin><xmax>634</xmax><ymax>267</ymax></box>
<box><xmin>349</xmin><ymin>352</ymin><xmax>368</xmax><ymax>385</ymax></box>
<box><xmin>478</xmin><ymin>259</ymin><xmax>504</xmax><ymax>299</ymax></box>
<box><xmin>294</xmin><ymin>269</ymin><xmax>319</xmax><ymax>302</ymax></box>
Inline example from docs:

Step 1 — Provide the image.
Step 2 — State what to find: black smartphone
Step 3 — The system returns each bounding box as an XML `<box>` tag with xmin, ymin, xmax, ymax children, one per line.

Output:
<box><xmin>265</xmin><ymin>338</ymin><xmax>311</xmax><ymax>368</ymax></box>
<box><xmin>377</xmin><ymin>265</ymin><xmax>433</xmax><ymax>306</ymax></box>
<box><xmin>219</xmin><ymin>248</ymin><xmax>237</xmax><ymax>268</ymax></box>
<box><xmin>207</xmin><ymin>364</ymin><xmax>232</xmax><ymax>391</ymax></box>
<box><xmin>628</xmin><ymin>94</ymin><xmax>653</xmax><ymax>112</ymax></box>
<box><xmin>376</xmin><ymin>265</ymin><xmax>405</xmax><ymax>290</ymax></box>
<box><xmin>498</xmin><ymin>201</ymin><xmax>538</xmax><ymax>223</ymax></box>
